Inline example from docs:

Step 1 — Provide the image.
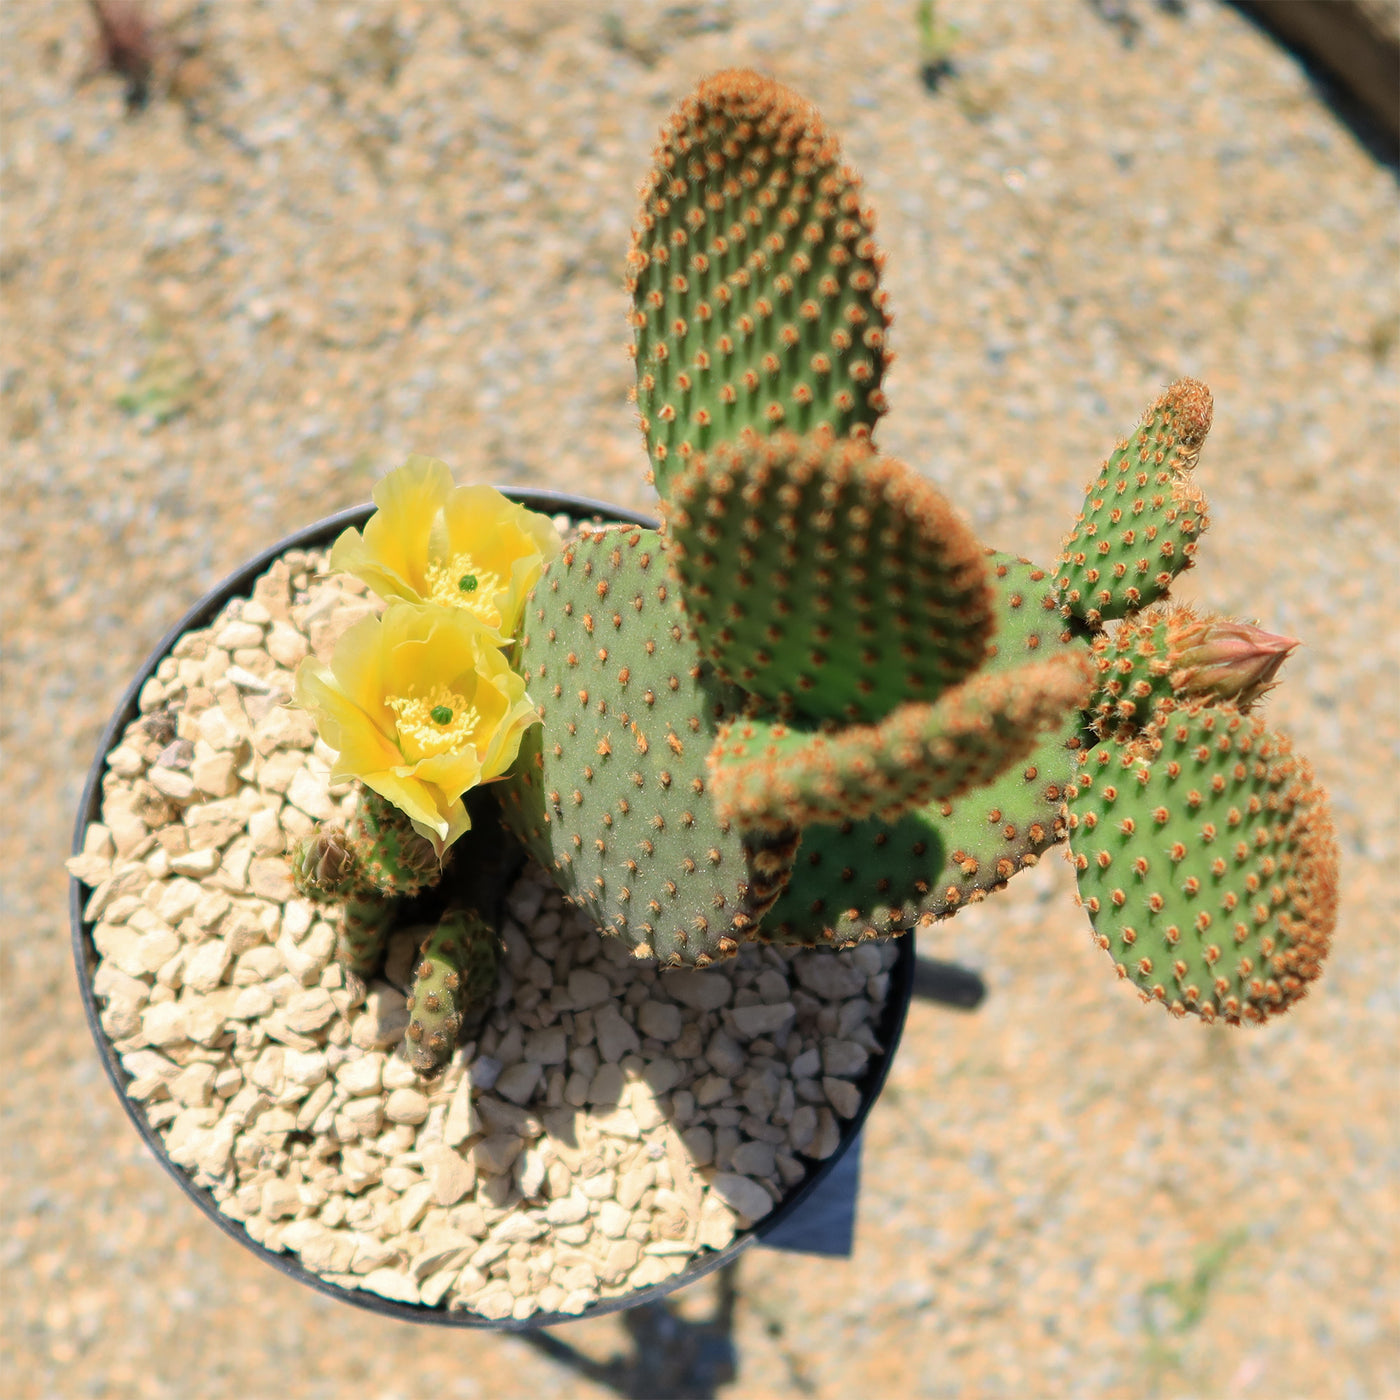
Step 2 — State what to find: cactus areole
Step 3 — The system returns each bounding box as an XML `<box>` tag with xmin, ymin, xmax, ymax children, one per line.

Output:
<box><xmin>73</xmin><ymin>70</ymin><xmax>1339</xmax><ymax>1327</ymax></box>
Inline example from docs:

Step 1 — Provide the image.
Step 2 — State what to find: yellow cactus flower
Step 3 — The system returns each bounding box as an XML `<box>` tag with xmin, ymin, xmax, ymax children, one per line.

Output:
<box><xmin>329</xmin><ymin>456</ymin><xmax>562</xmax><ymax>642</ymax></box>
<box><xmin>294</xmin><ymin>602</ymin><xmax>539</xmax><ymax>856</ymax></box>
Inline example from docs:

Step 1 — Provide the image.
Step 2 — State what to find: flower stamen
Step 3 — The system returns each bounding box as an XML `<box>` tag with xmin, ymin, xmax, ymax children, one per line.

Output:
<box><xmin>388</xmin><ymin>684</ymin><xmax>481</xmax><ymax>761</ymax></box>
<box><xmin>426</xmin><ymin>553</ymin><xmax>503</xmax><ymax>624</ymax></box>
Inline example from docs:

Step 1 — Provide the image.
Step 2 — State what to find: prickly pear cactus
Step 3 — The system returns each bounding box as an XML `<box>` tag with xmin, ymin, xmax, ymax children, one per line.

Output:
<box><xmin>402</xmin><ymin>910</ymin><xmax>503</xmax><ymax>1077</ymax></box>
<box><xmin>294</xmin><ymin>69</ymin><xmax>1341</xmax><ymax>1034</ymax></box>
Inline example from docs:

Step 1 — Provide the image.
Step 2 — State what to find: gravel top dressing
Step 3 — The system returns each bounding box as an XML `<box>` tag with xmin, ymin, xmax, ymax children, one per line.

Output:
<box><xmin>71</xmin><ymin>544</ymin><xmax>896</xmax><ymax>1322</ymax></box>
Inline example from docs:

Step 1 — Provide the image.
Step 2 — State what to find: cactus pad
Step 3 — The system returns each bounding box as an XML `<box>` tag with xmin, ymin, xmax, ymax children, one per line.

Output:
<box><xmin>497</xmin><ymin>525</ymin><xmax>796</xmax><ymax>966</ymax></box>
<box><xmin>708</xmin><ymin>651</ymin><xmax>1092</xmax><ymax>834</ymax></box>
<box><xmin>402</xmin><ymin>910</ymin><xmax>503</xmax><ymax>1078</ymax></box>
<box><xmin>662</xmin><ymin>432</ymin><xmax>993</xmax><ymax>723</ymax></box>
<box><xmin>758</xmin><ymin>552</ymin><xmax>1092</xmax><ymax>945</ymax></box>
<box><xmin>628</xmin><ymin>70</ymin><xmax>892</xmax><ymax>498</ymax></box>
<box><xmin>1057</xmin><ymin>379</ymin><xmax>1213</xmax><ymax>626</ymax></box>
<box><xmin>1066</xmin><ymin>703</ymin><xmax>1339</xmax><ymax>1024</ymax></box>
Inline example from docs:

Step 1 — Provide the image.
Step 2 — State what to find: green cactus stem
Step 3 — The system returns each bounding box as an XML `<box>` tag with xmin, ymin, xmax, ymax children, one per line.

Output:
<box><xmin>402</xmin><ymin>909</ymin><xmax>503</xmax><ymax>1078</ymax></box>
<box><xmin>352</xmin><ymin>788</ymin><xmax>443</xmax><ymax>898</ymax></box>
<box><xmin>1057</xmin><ymin>379</ymin><xmax>1213</xmax><ymax>627</ymax></box>
<box><xmin>627</xmin><ymin>69</ymin><xmax>893</xmax><ymax>496</ymax></box>
<box><xmin>1066</xmin><ymin>703</ymin><xmax>1339</xmax><ymax>1024</ymax></box>
<box><xmin>1088</xmin><ymin>604</ymin><xmax>1299</xmax><ymax>741</ymax></box>
<box><xmin>337</xmin><ymin>895</ymin><xmax>397</xmax><ymax>979</ymax></box>
<box><xmin>708</xmin><ymin>651</ymin><xmax>1092</xmax><ymax>834</ymax></box>
<box><xmin>757</xmin><ymin>552</ymin><xmax>1094</xmax><ymax>945</ymax></box>
<box><xmin>661</xmin><ymin>431</ymin><xmax>994</xmax><ymax>724</ymax></box>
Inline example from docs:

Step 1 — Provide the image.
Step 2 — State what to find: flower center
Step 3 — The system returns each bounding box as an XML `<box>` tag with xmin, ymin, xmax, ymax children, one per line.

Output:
<box><xmin>425</xmin><ymin>552</ymin><xmax>503</xmax><ymax>624</ymax></box>
<box><xmin>387</xmin><ymin>684</ymin><xmax>480</xmax><ymax>761</ymax></box>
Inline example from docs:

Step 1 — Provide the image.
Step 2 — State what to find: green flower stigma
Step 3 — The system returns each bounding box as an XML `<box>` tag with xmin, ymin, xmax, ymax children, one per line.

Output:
<box><xmin>430</xmin><ymin>705</ymin><xmax>454</xmax><ymax>725</ymax></box>
<box><xmin>458</xmin><ymin>574</ymin><xmax>478</xmax><ymax>593</ymax></box>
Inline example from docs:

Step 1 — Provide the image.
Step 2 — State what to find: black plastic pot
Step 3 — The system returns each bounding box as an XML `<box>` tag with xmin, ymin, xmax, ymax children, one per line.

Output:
<box><xmin>71</xmin><ymin>488</ymin><xmax>915</xmax><ymax>1330</ymax></box>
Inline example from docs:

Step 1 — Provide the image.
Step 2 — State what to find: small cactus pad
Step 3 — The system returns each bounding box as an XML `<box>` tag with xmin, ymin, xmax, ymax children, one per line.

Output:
<box><xmin>1057</xmin><ymin>379</ymin><xmax>1213</xmax><ymax>626</ymax></box>
<box><xmin>336</xmin><ymin>895</ymin><xmax>397</xmax><ymax>978</ymax></box>
<box><xmin>497</xmin><ymin>525</ymin><xmax>796</xmax><ymax>966</ymax></box>
<box><xmin>1067</xmin><ymin>704</ymin><xmax>1339</xmax><ymax>1025</ymax></box>
<box><xmin>1089</xmin><ymin>605</ymin><xmax>1298</xmax><ymax>741</ymax></box>
<box><xmin>708</xmin><ymin>652</ymin><xmax>1092</xmax><ymax>833</ymax></box>
<box><xmin>663</xmin><ymin>432</ymin><xmax>993</xmax><ymax>723</ymax></box>
<box><xmin>353</xmin><ymin>788</ymin><xmax>443</xmax><ymax>899</ymax></box>
<box><xmin>403</xmin><ymin>910</ymin><xmax>502</xmax><ymax>1078</ymax></box>
<box><xmin>628</xmin><ymin>70</ymin><xmax>892</xmax><ymax>497</ymax></box>
<box><xmin>759</xmin><ymin>554</ymin><xmax>1092</xmax><ymax>944</ymax></box>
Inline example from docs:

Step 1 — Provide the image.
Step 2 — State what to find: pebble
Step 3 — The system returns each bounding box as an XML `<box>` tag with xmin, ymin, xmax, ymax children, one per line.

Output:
<box><xmin>823</xmin><ymin>1076</ymin><xmax>864</xmax><ymax>1120</ymax></box>
<box><xmin>637</xmin><ymin>999</ymin><xmax>683</xmax><ymax>1041</ymax></box>
<box><xmin>708</xmin><ymin>1172</ymin><xmax>774</xmax><ymax>1223</ymax></box>
<box><xmin>383</xmin><ymin>1088</ymin><xmax>430</xmax><ymax>1125</ymax></box>
<box><xmin>730</xmin><ymin>1001</ymin><xmax>796</xmax><ymax>1038</ymax></box>
<box><xmin>566</xmin><ymin>969</ymin><xmax>611</xmax><ymax>1008</ymax></box>
<box><xmin>494</xmin><ymin>1061</ymin><xmax>543</xmax><ymax>1106</ymax></box>
<box><xmin>662</xmin><ymin>970</ymin><xmax>732</xmax><ymax>1012</ymax></box>
<box><xmin>471</xmin><ymin>1135</ymin><xmax>523</xmax><ymax>1176</ymax></box>
<box><xmin>522</xmin><ymin>1026</ymin><xmax>567</xmax><ymax>1065</ymax></box>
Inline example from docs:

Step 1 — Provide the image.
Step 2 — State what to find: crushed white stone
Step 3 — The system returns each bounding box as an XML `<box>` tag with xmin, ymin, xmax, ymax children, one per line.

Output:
<box><xmin>71</xmin><ymin>548</ymin><xmax>899</xmax><ymax>1323</ymax></box>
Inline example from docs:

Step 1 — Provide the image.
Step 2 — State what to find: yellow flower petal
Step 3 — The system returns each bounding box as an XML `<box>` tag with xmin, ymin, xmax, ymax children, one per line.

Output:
<box><xmin>292</xmin><ymin>601</ymin><xmax>542</xmax><ymax>856</ymax></box>
<box><xmin>329</xmin><ymin>455</ymin><xmax>455</xmax><ymax>604</ymax></box>
<box><xmin>330</xmin><ymin>458</ymin><xmax>563</xmax><ymax>644</ymax></box>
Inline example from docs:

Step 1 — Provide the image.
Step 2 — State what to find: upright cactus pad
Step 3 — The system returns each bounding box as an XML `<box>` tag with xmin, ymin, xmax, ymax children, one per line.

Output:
<box><xmin>497</xmin><ymin>525</ymin><xmax>796</xmax><ymax>966</ymax></box>
<box><xmin>402</xmin><ymin>910</ymin><xmax>503</xmax><ymax>1078</ymax></box>
<box><xmin>1057</xmin><ymin>379</ymin><xmax>1213</xmax><ymax>626</ymax></box>
<box><xmin>628</xmin><ymin>69</ymin><xmax>892</xmax><ymax>497</ymax></box>
<box><xmin>1066</xmin><ymin>704</ymin><xmax>1339</xmax><ymax>1024</ymax></box>
<box><xmin>662</xmin><ymin>431</ymin><xmax>994</xmax><ymax>723</ymax></box>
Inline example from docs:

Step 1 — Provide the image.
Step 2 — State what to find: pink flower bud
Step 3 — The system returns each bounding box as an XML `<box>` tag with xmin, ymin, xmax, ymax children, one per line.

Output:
<box><xmin>1171</xmin><ymin>614</ymin><xmax>1298</xmax><ymax>709</ymax></box>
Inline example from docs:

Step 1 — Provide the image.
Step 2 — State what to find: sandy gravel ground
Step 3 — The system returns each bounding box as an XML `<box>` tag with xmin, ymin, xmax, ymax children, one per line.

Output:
<box><xmin>3</xmin><ymin>2</ymin><xmax>1397</xmax><ymax>1397</ymax></box>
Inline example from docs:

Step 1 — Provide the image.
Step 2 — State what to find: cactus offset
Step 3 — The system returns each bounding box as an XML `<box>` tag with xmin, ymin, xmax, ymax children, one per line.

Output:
<box><xmin>708</xmin><ymin>652</ymin><xmax>1092</xmax><ymax>834</ymax></box>
<box><xmin>402</xmin><ymin>909</ymin><xmax>502</xmax><ymax>1077</ymax></box>
<box><xmin>662</xmin><ymin>432</ymin><xmax>994</xmax><ymax>722</ymax></box>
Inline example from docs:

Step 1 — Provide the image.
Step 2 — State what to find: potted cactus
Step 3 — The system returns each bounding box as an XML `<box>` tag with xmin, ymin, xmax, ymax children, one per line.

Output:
<box><xmin>71</xmin><ymin>70</ymin><xmax>1338</xmax><ymax>1327</ymax></box>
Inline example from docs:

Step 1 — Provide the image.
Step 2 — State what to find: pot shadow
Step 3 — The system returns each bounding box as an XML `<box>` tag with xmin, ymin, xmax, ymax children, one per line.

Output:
<box><xmin>519</xmin><ymin>1259</ymin><xmax>740</xmax><ymax>1399</ymax></box>
<box><xmin>501</xmin><ymin>960</ymin><xmax>980</xmax><ymax>1398</ymax></box>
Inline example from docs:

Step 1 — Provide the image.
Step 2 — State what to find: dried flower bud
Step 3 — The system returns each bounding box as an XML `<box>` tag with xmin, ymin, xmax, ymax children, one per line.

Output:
<box><xmin>292</xmin><ymin>829</ymin><xmax>360</xmax><ymax>900</ymax></box>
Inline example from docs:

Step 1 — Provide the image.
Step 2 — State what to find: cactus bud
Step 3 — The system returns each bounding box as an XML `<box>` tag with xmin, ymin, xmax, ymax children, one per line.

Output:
<box><xmin>1169</xmin><ymin>613</ymin><xmax>1298</xmax><ymax>708</ymax></box>
<box><xmin>292</xmin><ymin>828</ymin><xmax>361</xmax><ymax>901</ymax></box>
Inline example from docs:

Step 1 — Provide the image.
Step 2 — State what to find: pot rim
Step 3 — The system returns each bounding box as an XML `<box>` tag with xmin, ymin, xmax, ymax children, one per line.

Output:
<box><xmin>71</xmin><ymin>487</ymin><xmax>915</xmax><ymax>1330</ymax></box>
